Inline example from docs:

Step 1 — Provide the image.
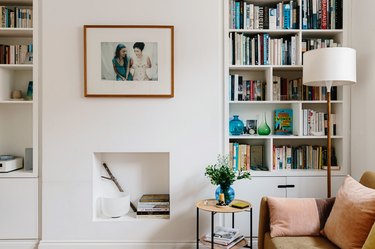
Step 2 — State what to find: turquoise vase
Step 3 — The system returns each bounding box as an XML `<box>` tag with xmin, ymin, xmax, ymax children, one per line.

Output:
<box><xmin>258</xmin><ymin>112</ymin><xmax>271</xmax><ymax>135</ymax></box>
<box><xmin>229</xmin><ymin>115</ymin><xmax>244</xmax><ymax>136</ymax></box>
<box><xmin>215</xmin><ymin>185</ymin><xmax>235</xmax><ymax>205</ymax></box>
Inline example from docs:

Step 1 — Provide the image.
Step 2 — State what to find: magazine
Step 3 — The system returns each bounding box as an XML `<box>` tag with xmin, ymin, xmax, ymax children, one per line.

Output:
<box><xmin>200</xmin><ymin>235</ymin><xmax>246</xmax><ymax>249</ymax></box>
<box><xmin>204</xmin><ymin>226</ymin><xmax>241</xmax><ymax>246</ymax></box>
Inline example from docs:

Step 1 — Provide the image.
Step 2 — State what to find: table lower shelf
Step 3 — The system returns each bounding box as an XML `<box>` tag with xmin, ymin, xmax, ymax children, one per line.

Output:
<box><xmin>199</xmin><ymin>236</ymin><xmax>249</xmax><ymax>248</ymax></box>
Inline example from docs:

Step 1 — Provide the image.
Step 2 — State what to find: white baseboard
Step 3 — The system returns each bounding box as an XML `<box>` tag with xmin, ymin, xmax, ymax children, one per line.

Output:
<box><xmin>38</xmin><ymin>241</ymin><xmax>195</xmax><ymax>249</ymax></box>
<box><xmin>0</xmin><ymin>240</ymin><xmax>38</xmax><ymax>249</ymax></box>
<box><xmin>39</xmin><ymin>239</ymin><xmax>258</xmax><ymax>249</ymax></box>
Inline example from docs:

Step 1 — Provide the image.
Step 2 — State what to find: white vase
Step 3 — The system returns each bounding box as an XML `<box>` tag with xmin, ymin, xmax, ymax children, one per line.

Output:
<box><xmin>101</xmin><ymin>192</ymin><xmax>130</xmax><ymax>218</ymax></box>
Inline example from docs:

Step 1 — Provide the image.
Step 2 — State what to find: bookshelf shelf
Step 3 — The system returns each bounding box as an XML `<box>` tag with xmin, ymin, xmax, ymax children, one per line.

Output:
<box><xmin>230</xmin><ymin>135</ymin><xmax>343</xmax><ymax>140</ymax></box>
<box><xmin>0</xmin><ymin>28</ymin><xmax>33</xmax><ymax>37</ymax></box>
<box><xmin>0</xmin><ymin>169</ymin><xmax>35</xmax><ymax>178</ymax></box>
<box><xmin>250</xmin><ymin>169</ymin><xmax>345</xmax><ymax>177</ymax></box>
<box><xmin>229</xmin><ymin>65</ymin><xmax>304</xmax><ymax>70</ymax></box>
<box><xmin>301</xmin><ymin>29</ymin><xmax>344</xmax><ymax>35</ymax></box>
<box><xmin>0</xmin><ymin>100</ymin><xmax>33</xmax><ymax>104</ymax></box>
<box><xmin>0</xmin><ymin>64</ymin><xmax>33</xmax><ymax>70</ymax></box>
<box><xmin>0</xmin><ymin>0</ymin><xmax>32</xmax><ymax>5</ymax></box>
<box><xmin>229</xmin><ymin>100</ymin><xmax>343</xmax><ymax>104</ymax></box>
<box><xmin>229</xmin><ymin>29</ymin><xmax>300</xmax><ymax>35</ymax></box>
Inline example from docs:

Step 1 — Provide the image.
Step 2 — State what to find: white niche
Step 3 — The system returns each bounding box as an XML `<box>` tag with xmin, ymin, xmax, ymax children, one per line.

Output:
<box><xmin>93</xmin><ymin>152</ymin><xmax>170</xmax><ymax>221</ymax></box>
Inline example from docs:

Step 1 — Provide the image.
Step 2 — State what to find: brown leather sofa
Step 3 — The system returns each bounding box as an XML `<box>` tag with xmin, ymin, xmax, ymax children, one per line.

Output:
<box><xmin>258</xmin><ymin>171</ymin><xmax>375</xmax><ymax>249</ymax></box>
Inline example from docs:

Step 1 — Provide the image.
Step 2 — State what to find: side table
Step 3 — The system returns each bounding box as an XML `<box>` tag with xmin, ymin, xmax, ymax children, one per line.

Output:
<box><xmin>196</xmin><ymin>199</ymin><xmax>252</xmax><ymax>249</ymax></box>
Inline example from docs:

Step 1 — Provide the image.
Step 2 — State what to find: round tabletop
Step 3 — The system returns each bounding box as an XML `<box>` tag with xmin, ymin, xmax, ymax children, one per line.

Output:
<box><xmin>195</xmin><ymin>199</ymin><xmax>251</xmax><ymax>213</ymax></box>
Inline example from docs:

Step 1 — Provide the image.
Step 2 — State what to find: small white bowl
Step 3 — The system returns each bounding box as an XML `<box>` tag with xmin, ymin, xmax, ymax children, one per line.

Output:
<box><xmin>101</xmin><ymin>192</ymin><xmax>130</xmax><ymax>218</ymax></box>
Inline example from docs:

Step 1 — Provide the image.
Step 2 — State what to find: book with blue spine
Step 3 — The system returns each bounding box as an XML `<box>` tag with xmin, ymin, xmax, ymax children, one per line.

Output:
<box><xmin>274</xmin><ymin>109</ymin><xmax>293</xmax><ymax>135</ymax></box>
<box><xmin>283</xmin><ymin>3</ymin><xmax>290</xmax><ymax>29</ymax></box>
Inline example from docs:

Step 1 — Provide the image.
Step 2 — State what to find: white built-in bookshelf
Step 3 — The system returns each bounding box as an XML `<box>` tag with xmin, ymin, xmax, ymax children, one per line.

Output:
<box><xmin>0</xmin><ymin>0</ymin><xmax>38</xmax><ymax>241</ymax></box>
<box><xmin>224</xmin><ymin>0</ymin><xmax>350</xmax><ymax>177</ymax></box>
<box><xmin>0</xmin><ymin>0</ymin><xmax>37</xmax><ymax>177</ymax></box>
<box><xmin>223</xmin><ymin>0</ymin><xmax>350</xmax><ymax>239</ymax></box>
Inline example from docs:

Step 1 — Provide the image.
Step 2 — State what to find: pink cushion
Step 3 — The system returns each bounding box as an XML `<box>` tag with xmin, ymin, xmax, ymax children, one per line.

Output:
<box><xmin>323</xmin><ymin>176</ymin><xmax>375</xmax><ymax>249</ymax></box>
<box><xmin>268</xmin><ymin>197</ymin><xmax>321</xmax><ymax>237</ymax></box>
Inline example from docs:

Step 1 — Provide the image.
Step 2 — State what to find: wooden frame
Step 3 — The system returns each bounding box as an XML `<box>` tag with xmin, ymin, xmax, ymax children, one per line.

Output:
<box><xmin>84</xmin><ymin>25</ymin><xmax>174</xmax><ymax>98</ymax></box>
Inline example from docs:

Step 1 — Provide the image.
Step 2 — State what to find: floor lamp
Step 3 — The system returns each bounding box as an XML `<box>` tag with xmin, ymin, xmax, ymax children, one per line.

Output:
<box><xmin>303</xmin><ymin>47</ymin><xmax>356</xmax><ymax>198</ymax></box>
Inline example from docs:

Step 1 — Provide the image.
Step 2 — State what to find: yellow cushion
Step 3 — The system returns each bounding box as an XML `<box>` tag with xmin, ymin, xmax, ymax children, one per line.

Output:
<box><xmin>362</xmin><ymin>223</ymin><xmax>375</xmax><ymax>249</ymax></box>
<box><xmin>324</xmin><ymin>176</ymin><xmax>375</xmax><ymax>249</ymax></box>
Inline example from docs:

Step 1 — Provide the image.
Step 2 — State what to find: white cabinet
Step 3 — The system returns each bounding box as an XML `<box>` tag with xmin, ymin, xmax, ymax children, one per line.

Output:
<box><xmin>0</xmin><ymin>0</ymin><xmax>38</xmax><ymax>241</ymax></box>
<box><xmin>0</xmin><ymin>178</ymin><xmax>38</xmax><ymax>239</ymax></box>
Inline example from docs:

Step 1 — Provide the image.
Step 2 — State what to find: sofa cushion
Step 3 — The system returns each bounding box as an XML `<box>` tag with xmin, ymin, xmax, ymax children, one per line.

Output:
<box><xmin>362</xmin><ymin>223</ymin><xmax>375</xmax><ymax>249</ymax></box>
<box><xmin>268</xmin><ymin>197</ymin><xmax>334</xmax><ymax>237</ymax></box>
<box><xmin>323</xmin><ymin>175</ymin><xmax>375</xmax><ymax>249</ymax></box>
<box><xmin>264</xmin><ymin>232</ymin><xmax>339</xmax><ymax>249</ymax></box>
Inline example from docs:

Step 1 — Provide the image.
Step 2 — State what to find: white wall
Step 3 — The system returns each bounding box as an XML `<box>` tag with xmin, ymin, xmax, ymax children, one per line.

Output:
<box><xmin>351</xmin><ymin>0</ymin><xmax>375</xmax><ymax>179</ymax></box>
<box><xmin>41</xmin><ymin>0</ymin><xmax>222</xmax><ymax>245</ymax></box>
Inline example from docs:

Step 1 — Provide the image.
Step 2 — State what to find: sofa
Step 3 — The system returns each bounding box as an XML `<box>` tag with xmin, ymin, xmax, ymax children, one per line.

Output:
<box><xmin>258</xmin><ymin>171</ymin><xmax>375</xmax><ymax>249</ymax></box>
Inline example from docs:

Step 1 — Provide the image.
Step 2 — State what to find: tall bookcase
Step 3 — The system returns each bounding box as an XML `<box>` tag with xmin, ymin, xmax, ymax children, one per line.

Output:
<box><xmin>0</xmin><ymin>0</ymin><xmax>38</xmax><ymax>241</ymax></box>
<box><xmin>223</xmin><ymin>0</ymin><xmax>350</xmax><ymax>239</ymax></box>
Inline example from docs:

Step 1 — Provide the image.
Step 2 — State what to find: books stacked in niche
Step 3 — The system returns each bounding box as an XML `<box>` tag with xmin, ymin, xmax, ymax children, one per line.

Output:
<box><xmin>201</xmin><ymin>226</ymin><xmax>247</xmax><ymax>249</ymax></box>
<box><xmin>136</xmin><ymin>194</ymin><xmax>170</xmax><ymax>219</ymax></box>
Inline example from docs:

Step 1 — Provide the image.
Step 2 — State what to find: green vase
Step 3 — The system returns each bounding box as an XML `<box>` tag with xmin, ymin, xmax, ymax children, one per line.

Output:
<box><xmin>258</xmin><ymin>112</ymin><xmax>271</xmax><ymax>135</ymax></box>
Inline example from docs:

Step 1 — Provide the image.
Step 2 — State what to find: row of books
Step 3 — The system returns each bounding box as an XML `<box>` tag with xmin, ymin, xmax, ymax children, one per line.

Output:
<box><xmin>201</xmin><ymin>226</ymin><xmax>247</xmax><ymax>249</ymax></box>
<box><xmin>272</xmin><ymin>76</ymin><xmax>338</xmax><ymax>101</ymax></box>
<box><xmin>0</xmin><ymin>44</ymin><xmax>32</xmax><ymax>64</ymax></box>
<box><xmin>302</xmin><ymin>38</ymin><xmax>341</xmax><ymax>54</ymax></box>
<box><xmin>303</xmin><ymin>110</ymin><xmax>337</xmax><ymax>136</ymax></box>
<box><xmin>273</xmin><ymin>145</ymin><xmax>338</xmax><ymax>170</ymax></box>
<box><xmin>302</xmin><ymin>0</ymin><xmax>343</xmax><ymax>29</ymax></box>
<box><xmin>229</xmin><ymin>0</ymin><xmax>299</xmax><ymax>30</ymax></box>
<box><xmin>0</xmin><ymin>6</ymin><xmax>32</xmax><ymax>28</ymax></box>
<box><xmin>230</xmin><ymin>33</ymin><xmax>299</xmax><ymax>65</ymax></box>
<box><xmin>229</xmin><ymin>74</ymin><xmax>266</xmax><ymax>101</ymax></box>
<box><xmin>136</xmin><ymin>194</ymin><xmax>169</xmax><ymax>219</ymax></box>
<box><xmin>229</xmin><ymin>143</ymin><xmax>264</xmax><ymax>171</ymax></box>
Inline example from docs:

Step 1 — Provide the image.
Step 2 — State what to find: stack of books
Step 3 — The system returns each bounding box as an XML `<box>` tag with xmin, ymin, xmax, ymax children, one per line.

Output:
<box><xmin>201</xmin><ymin>226</ymin><xmax>247</xmax><ymax>249</ymax></box>
<box><xmin>136</xmin><ymin>194</ymin><xmax>170</xmax><ymax>219</ymax></box>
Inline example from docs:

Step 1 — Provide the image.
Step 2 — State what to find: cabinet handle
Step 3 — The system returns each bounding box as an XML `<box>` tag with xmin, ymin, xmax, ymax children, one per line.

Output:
<box><xmin>277</xmin><ymin>185</ymin><xmax>295</xmax><ymax>188</ymax></box>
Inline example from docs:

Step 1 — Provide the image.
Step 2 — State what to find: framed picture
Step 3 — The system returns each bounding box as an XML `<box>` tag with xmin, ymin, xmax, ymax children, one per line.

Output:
<box><xmin>245</xmin><ymin>119</ymin><xmax>257</xmax><ymax>135</ymax></box>
<box><xmin>84</xmin><ymin>25</ymin><xmax>174</xmax><ymax>97</ymax></box>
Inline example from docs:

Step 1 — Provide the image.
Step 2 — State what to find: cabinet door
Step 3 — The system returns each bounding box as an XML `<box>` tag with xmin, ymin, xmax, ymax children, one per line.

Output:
<box><xmin>226</xmin><ymin>177</ymin><xmax>286</xmax><ymax>238</ymax></box>
<box><xmin>286</xmin><ymin>176</ymin><xmax>345</xmax><ymax>198</ymax></box>
<box><xmin>0</xmin><ymin>178</ymin><xmax>38</xmax><ymax>239</ymax></box>
<box><xmin>286</xmin><ymin>176</ymin><xmax>327</xmax><ymax>198</ymax></box>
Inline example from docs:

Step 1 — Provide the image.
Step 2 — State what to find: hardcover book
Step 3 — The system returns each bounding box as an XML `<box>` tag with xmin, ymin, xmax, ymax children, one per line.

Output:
<box><xmin>250</xmin><ymin>145</ymin><xmax>263</xmax><ymax>170</ymax></box>
<box><xmin>274</xmin><ymin>109</ymin><xmax>293</xmax><ymax>135</ymax></box>
<box><xmin>139</xmin><ymin>194</ymin><xmax>169</xmax><ymax>203</ymax></box>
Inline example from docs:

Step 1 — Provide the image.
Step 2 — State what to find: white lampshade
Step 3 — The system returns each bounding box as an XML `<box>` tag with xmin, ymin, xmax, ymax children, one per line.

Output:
<box><xmin>303</xmin><ymin>47</ymin><xmax>356</xmax><ymax>86</ymax></box>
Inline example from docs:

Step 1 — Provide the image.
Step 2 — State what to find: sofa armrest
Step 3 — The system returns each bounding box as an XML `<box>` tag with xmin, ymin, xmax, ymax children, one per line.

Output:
<box><xmin>258</xmin><ymin>197</ymin><xmax>271</xmax><ymax>249</ymax></box>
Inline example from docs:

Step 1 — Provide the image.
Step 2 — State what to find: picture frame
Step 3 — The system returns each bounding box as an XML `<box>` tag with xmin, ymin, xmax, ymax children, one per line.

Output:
<box><xmin>84</xmin><ymin>25</ymin><xmax>174</xmax><ymax>97</ymax></box>
<box><xmin>245</xmin><ymin>119</ymin><xmax>257</xmax><ymax>135</ymax></box>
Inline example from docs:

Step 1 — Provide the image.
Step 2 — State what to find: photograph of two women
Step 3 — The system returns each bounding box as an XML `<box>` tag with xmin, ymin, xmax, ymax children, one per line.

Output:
<box><xmin>101</xmin><ymin>41</ymin><xmax>158</xmax><ymax>82</ymax></box>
